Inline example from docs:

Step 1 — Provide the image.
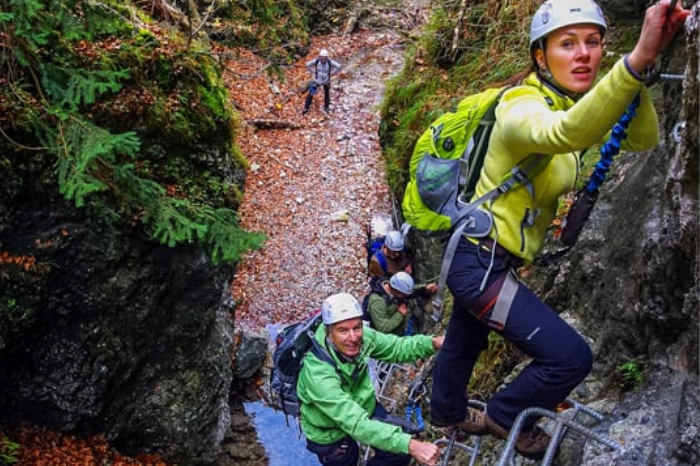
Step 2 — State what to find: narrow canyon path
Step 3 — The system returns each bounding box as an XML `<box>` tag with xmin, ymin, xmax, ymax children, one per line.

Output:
<box><xmin>226</xmin><ymin>29</ymin><xmax>409</xmax><ymax>332</ymax></box>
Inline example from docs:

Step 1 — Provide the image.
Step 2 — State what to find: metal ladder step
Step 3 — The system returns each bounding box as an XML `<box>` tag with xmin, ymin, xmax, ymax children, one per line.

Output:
<box><xmin>437</xmin><ymin>399</ymin><xmax>621</xmax><ymax>466</ymax></box>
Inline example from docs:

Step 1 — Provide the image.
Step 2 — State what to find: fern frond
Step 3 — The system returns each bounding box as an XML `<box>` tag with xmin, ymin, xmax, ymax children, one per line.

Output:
<box><xmin>200</xmin><ymin>208</ymin><xmax>265</xmax><ymax>264</ymax></box>
<box><xmin>144</xmin><ymin>198</ymin><xmax>208</xmax><ymax>247</ymax></box>
<box><xmin>40</xmin><ymin>64</ymin><xmax>130</xmax><ymax>111</ymax></box>
<box><xmin>55</xmin><ymin>119</ymin><xmax>140</xmax><ymax>206</ymax></box>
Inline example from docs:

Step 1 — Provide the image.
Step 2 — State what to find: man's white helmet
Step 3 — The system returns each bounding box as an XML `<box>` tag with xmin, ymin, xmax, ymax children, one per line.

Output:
<box><xmin>319</xmin><ymin>48</ymin><xmax>329</xmax><ymax>57</ymax></box>
<box><xmin>529</xmin><ymin>0</ymin><xmax>607</xmax><ymax>48</ymax></box>
<box><xmin>384</xmin><ymin>230</ymin><xmax>404</xmax><ymax>252</ymax></box>
<box><xmin>389</xmin><ymin>272</ymin><xmax>414</xmax><ymax>295</ymax></box>
<box><xmin>322</xmin><ymin>293</ymin><xmax>363</xmax><ymax>325</ymax></box>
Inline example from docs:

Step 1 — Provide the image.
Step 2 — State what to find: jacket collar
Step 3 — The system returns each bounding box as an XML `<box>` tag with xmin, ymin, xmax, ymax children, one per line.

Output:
<box><xmin>523</xmin><ymin>72</ymin><xmax>577</xmax><ymax>110</ymax></box>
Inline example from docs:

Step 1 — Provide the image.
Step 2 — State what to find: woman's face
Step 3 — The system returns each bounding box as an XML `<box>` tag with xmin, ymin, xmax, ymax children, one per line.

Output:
<box><xmin>537</xmin><ymin>24</ymin><xmax>603</xmax><ymax>94</ymax></box>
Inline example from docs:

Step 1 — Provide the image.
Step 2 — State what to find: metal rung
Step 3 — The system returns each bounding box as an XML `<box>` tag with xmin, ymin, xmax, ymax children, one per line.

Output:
<box><xmin>435</xmin><ymin>399</ymin><xmax>620</xmax><ymax>466</ymax></box>
<box><xmin>435</xmin><ymin>400</ymin><xmax>487</xmax><ymax>466</ymax></box>
<box><xmin>496</xmin><ymin>399</ymin><xmax>621</xmax><ymax>466</ymax></box>
<box><xmin>435</xmin><ymin>434</ymin><xmax>483</xmax><ymax>466</ymax></box>
<box><xmin>372</xmin><ymin>361</ymin><xmax>410</xmax><ymax>412</ymax></box>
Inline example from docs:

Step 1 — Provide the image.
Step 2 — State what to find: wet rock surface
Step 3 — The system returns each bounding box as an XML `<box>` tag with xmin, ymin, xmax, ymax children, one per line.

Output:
<box><xmin>0</xmin><ymin>189</ymin><xmax>235</xmax><ymax>465</ymax></box>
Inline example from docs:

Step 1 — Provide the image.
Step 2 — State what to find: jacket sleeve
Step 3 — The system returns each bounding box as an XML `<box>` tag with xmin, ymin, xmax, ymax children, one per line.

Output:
<box><xmin>365</xmin><ymin>328</ymin><xmax>435</xmax><ymax>362</ymax></box>
<box><xmin>298</xmin><ymin>355</ymin><xmax>412</xmax><ymax>453</ymax></box>
<box><xmin>330</xmin><ymin>59</ymin><xmax>342</xmax><ymax>74</ymax></box>
<box><xmin>368</xmin><ymin>295</ymin><xmax>404</xmax><ymax>334</ymax></box>
<box><xmin>497</xmin><ymin>59</ymin><xmax>659</xmax><ymax>157</ymax></box>
<box><xmin>305</xmin><ymin>59</ymin><xmax>316</xmax><ymax>72</ymax></box>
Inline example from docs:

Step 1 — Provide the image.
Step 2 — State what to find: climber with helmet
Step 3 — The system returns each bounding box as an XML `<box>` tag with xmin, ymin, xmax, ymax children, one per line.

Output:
<box><xmin>368</xmin><ymin>230</ymin><xmax>413</xmax><ymax>278</ymax></box>
<box><xmin>429</xmin><ymin>0</ymin><xmax>688</xmax><ymax>460</ymax></box>
<box><xmin>365</xmin><ymin>271</ymin><xmax>437</xmax><ymax>336</ymax></box>
<box><xmin>297</xmin><ymin>293</ymin><xmax>444</xmax><ymax>466</ymax></box>
<box><xmin>302</xmin><ymin>48</ymin><xmax>342</xmax><ymax>115</ymax></box>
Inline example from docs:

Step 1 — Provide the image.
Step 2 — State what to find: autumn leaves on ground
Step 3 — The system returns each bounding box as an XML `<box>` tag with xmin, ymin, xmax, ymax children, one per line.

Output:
<box><xmin>2</xmin><ymin>31</ymin><xmax>404</xmax><ymax>466</ymax></box>
<box><xmin>228</xmin><ymin>31</ymin><xmax>402</xmax><ymax>330</ymax></box>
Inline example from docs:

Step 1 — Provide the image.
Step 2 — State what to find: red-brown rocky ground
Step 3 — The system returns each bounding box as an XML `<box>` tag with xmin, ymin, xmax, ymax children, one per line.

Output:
<box><xmin>227</xmin><ymin>30</ymin><xmax>405</xmax><ymax>330</ymax></box>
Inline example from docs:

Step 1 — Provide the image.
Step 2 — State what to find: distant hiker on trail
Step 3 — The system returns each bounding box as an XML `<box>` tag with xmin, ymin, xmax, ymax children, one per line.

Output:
<box><xmin>297</xmin><ymin>293</ymin><xmax>444</xmax><ymax>466</ymax></box>
<box><xmin>302</xmin><ymin>48</ymin><xmax>342</xmax><ymax>115</ymax></box>
<box><xmin>368</xmin><ymin>230</ymin><xmax>413</xmax><ymax>278</ymax></box>
<box><xmin>429</xmin><ymin>0</ymin><xmax>688</xmax><ymax>461</ymax></box>
<box><xmin>365</xmin><ymin>272</ymin><xmax>437</xmax><ymax>336</ymax></box>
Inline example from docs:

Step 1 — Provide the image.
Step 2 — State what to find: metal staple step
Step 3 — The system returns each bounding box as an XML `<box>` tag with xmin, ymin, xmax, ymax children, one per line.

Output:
<box><xmin>363</xmin><ymin>358</ymin><xmax>621</xmax><ymax>466</ymax></box>
<box><xmin>436</xmin><ymin>398</ymin><xmax>621</xmax><ymax>466</ymax></box>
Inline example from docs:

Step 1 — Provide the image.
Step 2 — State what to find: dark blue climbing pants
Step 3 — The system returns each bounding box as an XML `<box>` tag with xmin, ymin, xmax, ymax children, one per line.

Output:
<box><xmin>430</xmin><ymin>237</ymin><xmax>592</xmax><ymax>431</ymax></box>
<box><xmin>306</xmin><ymin>403</ymin><xmax>411</xmax><ymax>466</ymax></box>
<box><xmin>304</xmin><ymin>83</ymin><xmax>330</xmax><ymax>112</ymax></box>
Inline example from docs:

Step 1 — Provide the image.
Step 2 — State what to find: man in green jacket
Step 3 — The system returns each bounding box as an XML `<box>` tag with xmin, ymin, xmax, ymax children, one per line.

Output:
<box><xmin>297</xmin><ymin>292</ymin><xmax>443</xmax><ymax>466</ymax></box>
<box><xmin>366</xmin><ymin>272</ymin><xmax>437</xmax><ymax>336</ymax></box>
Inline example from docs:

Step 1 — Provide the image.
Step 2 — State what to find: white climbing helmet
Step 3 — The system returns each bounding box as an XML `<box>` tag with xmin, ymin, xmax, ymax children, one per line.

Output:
<box><xmin>384</xmin><ymin>230</ymin><xmax>404</xmax><ymax>252</ymax></box>
<box><xmin>529</xmin><ymin>0</ymin><xmax>607</xmax><ymax>48</ymax></box>
<box><xmin>322</xmin><ymin>293</ymin><xmax>363</xmax><ymax>325</ymax></box>
<box><xmin>319</xmin><ymin>48</ymin><xmax>329</xmax><ymax>57</ymax></box>
<box><xmin>389</xmin><ymin>272</ymin><xmax>414</xmax><ymax>295</ymax></box>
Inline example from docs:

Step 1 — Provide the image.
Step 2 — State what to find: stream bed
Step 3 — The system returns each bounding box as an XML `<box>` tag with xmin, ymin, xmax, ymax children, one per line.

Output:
<box><xmin>244</xmin><ymin>401</ymin><xmax>319</xmax><ymax>465</ymax></box>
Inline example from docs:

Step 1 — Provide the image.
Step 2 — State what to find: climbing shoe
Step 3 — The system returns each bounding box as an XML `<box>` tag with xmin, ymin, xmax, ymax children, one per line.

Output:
<box><xmin>431</xmin><ymin>407</ymin><xmax>488</xmax><ymax>435</ymax></box>
<box><xmin>485</xmin><ymin>414</ymin><xmax>551</xmax><ymax>460</ymax></box>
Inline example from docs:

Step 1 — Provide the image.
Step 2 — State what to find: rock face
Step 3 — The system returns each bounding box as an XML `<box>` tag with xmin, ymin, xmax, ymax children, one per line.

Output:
<box><xmin>522</xmin><ymin>4</ymin><xmax>700</xmax><ymax>465</ymax></box>
<box><xmin>0</xmin><ymin>184</ymin><xmax>236</xmax><ymax>465</ymax></box>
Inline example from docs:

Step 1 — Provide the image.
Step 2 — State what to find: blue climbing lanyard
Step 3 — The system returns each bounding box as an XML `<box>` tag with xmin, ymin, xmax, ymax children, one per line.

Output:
<box><xmin>547</xmin><ymin>92</ymin><xmax>642</xmax><ymax>252</ymax></box>
<box><xmin>584</xmin><ymin>93</ymin><xmax>641</xmax><ymax>192</ymax></box>
<box><xmin>404</xmin><ymin>371</ymin><xmax>430</xmax><ymax>432</ymax></box>
<box><xmin>405</xmin><ymin>401</ymin><xmax>425</xmax><ymax>432</ymax></box>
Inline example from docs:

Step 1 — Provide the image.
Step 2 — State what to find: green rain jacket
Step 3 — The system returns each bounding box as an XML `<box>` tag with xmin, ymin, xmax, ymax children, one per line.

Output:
<box><xmin>367</xmin><ymin>292</ymin><xmax>408</xmax><ymax>336</ymax></box>
<box><xmin>474</xmin><ymin>58</ymin><xmax>659</xmax><ymax>263</ymax></box>
<box><xmin>296</xmin><ymin>324</ymin><xmax>435</xmax><ymax>453</ymax></box>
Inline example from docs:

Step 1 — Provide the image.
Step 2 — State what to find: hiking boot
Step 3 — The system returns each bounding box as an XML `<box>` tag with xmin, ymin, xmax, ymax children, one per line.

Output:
<box><xmin>322</xmin><ymin>106</ymin><xmax>329</xmax><ymax>114</ymax></box>
<box><xmin>302</xmin><ymin>108</ymin><xmax>309</xmax><ymax>115</ymax></box>
<box><xmin>431</xmin><ymin>407</ymin><xmax>488</xmax><ymax>435</ymax></box>
<box><xmin>485</xmin><ymin>414</ymin><xmax>551</xmax><ymax>460</ymax></box>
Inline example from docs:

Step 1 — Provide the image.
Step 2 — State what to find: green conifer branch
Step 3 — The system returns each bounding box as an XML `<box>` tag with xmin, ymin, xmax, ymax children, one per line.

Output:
<box><xmin>2</xmin><ymin>0</ymin><xmax>265</xmax><ymax>264</ymax></box>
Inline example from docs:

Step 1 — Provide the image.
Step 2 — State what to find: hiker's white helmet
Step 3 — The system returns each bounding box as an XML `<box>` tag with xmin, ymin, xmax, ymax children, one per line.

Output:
<box><xmin>384</xmin><ymin>231</ymin><xmax>404</xmax><ymax>252</ymax></box>
<box><xmin>390</xmin><ymin>272</ymin><xmax>414</xmax><ymax>295</ymax></box>
<box><xmin>319</xmin><ymin>49</ymin><xmax>329</xmax><ymax>57</ymax></box>
<box><xmin>529</xmin><ymin>0</ymin><xmax>607</xmax><ymax>48</ymax></box>
<box><xmin>322</xmin><ymin>293</ymin><xmax>363</xmax><ymax>325</ymax></box>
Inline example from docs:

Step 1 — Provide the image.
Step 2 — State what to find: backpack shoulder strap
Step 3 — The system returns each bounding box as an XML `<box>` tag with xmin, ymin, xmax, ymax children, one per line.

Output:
<box><xmin>460</xmin><ymin>86</ymin><xmax>511</xmax><ymax>199</ymax></box>
<box><xmin>308</xmin><ymin>332</ymin><xmax>341</xmax><ymax>375</ymax></box>
<box><xmin>431</xmin><ymin>152</ymin><xmax>551</xmax><ymax>324</ymax></box>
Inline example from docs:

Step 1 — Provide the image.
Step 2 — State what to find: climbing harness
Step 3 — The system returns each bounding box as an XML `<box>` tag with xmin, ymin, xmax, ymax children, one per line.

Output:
<box><xmin>468</xmin><ymin>268</ymin><xmax>520</xmax><ymax>331</ymax></box>
<box><xmin>431</xmin><ymin>153</ymin><xmax>551</xmax><ymax>323</ymax></box>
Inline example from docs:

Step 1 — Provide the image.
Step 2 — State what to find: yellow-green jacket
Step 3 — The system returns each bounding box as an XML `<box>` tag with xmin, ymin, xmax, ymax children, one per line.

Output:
<box><xmin>296</xmin><ymin>325</ymin><xmax>435</xmax><ymax>453</ymax></box>
<box><xmin>476</xmin><ymin>59</ymin><xmax>659</xmax><ymax>263</ymax></box>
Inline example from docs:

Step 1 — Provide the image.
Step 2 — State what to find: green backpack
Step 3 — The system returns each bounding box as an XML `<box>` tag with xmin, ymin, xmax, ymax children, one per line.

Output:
<box><xmin>402</xmin><ymin>86</ymin><xmax>508</xmax><ymax>234</ymax></box>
